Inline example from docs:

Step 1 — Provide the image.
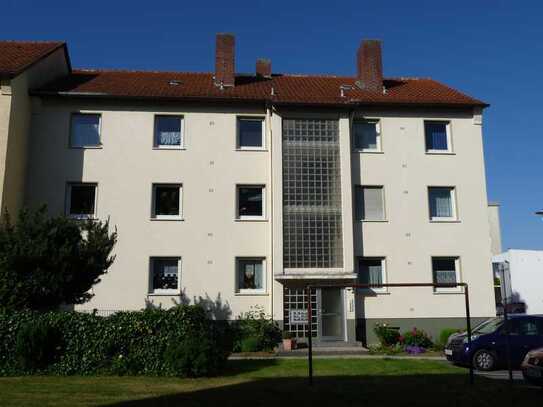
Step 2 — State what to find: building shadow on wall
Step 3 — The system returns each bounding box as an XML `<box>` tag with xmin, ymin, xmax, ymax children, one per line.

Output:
<box><xmin>144</xmin><ymin>291</ymin><xmax>232</xmax><ymax>320</ymax></box>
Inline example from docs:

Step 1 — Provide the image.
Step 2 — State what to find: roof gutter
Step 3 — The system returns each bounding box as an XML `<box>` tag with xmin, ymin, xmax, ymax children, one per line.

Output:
<box><xmin>29</xmin><ymin>89</ymin><xmax>489</xmax><ymax>109</ymax></box>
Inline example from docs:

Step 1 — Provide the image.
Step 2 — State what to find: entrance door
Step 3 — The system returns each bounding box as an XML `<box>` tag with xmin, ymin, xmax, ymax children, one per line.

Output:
<box><xmin>320</xmin><ymin>288</ymin><xmax>345</xmax><ymax>341</ymax></box>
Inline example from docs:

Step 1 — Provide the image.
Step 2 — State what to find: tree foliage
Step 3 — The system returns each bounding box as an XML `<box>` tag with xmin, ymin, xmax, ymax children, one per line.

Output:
<box><xmin>0</xmin><ymin>207</ymin><xmax>117</xmax><ymax>311</ymax></box>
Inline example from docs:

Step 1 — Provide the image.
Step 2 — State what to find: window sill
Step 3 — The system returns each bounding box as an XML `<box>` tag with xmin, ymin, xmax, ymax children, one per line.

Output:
<box><xmin>69</xmin><ymin>145</ymin><xmax>103</xmax><ymax>149</ymax></box>
<box><xmin>357</xmin><ymin>289</ymin><xmax>390</xmax><ymax>295</ymax></box>
<box><xmin>433</xmin><ymin>290</ymin><xmax>463</xmax><ymax>295</ymax></box>
<box><xmin>358</xmin><ymin>219</ymin><xmax>388</xmax><ymax>223</ymax></box>
<box><xmin>150</xmin><ymin>217</ymin><xmax>185</xmax><ymax>221</ymax></box>
<box><xmin>148</xmin><ymin>292</ymin><xmax>181</xmax><ymax>297</ymax></box>
<box><xmin>235</xmin><ymin>291</ymin><xmax>269</xmax><ymax>296</ymax></box>
<box><xmin>426</xmin><ymin>151</ymin><xmax>455</xmax><ymax>155</ymax></box>
<box><xmin>429</xmin><ymin>219</ymin><xmax>461</xmax><ymax>223</ymax></box>
<box><xmin>68</xmin><ymin>215</ymin><xmax>97</xmax><ymax>220</ymax></box>
<box><xmin>235</xmin><ymin>148</ymin><xmax>268</xmax><ymax>152</ymax></box>
<box><xmin>352</xmin><ymin>149</ymin><xmax>383</xmax><ymax>154</ymax></box>
<box><xmin>235</xmin><ymin>218</ymin><xmax>268</xmax><ymax>222</ymax></box>
<box><xmin>152</xmin><ymin>146</ymin><xmax>186</xmax><ymax>150</ymax></box>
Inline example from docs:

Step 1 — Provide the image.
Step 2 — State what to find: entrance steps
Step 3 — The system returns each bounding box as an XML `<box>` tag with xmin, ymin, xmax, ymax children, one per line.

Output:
<box><xmin>277</xmin><ymin>342</ymin><xmax>369</xmax><ymax>357</ymax></box>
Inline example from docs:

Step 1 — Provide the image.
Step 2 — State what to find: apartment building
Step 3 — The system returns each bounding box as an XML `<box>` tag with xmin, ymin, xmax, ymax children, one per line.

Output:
<box><xmin>0</xmin><ymin>35</ymin><xmax>496</xmax><ymax>345</ymax></box>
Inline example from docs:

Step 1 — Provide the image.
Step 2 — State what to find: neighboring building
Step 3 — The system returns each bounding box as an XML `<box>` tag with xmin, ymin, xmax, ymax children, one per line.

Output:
<box><xmin>493</xmin><ymin>250</ymin><xmax>543</xmax><ymax>315</ymax></box>
<box><xmin>0</xmin><ymin>34</ymin><xmax>497</xmax><ymax>345</ymax></box>
<box><xmin>488</xmin><ymin>202</ymin><xmax>503</xmax><ymax>256</ymax></box>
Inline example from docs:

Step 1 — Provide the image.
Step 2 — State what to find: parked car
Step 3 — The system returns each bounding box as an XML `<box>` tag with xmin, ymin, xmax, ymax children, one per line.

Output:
<box><xmin>444</xmin><ymin>315</ymin><xmax>543</xmax><ymax>371</ymax></box>
<box><xmin>521</xmin><ymin>347</ymin><xmax>543</xmax><ymax>387</ymax></box>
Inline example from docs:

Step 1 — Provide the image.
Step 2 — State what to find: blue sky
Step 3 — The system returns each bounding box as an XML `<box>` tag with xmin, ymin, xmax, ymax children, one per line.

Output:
<box><xmin>2</xmin><ymin>0</ymin><xmax>542</xmax><ymax>250</ymax></box>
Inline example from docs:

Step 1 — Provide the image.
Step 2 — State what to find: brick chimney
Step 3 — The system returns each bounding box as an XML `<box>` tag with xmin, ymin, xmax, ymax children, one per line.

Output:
<box><xmin>256</xmin><ymin>58</ymin><xmax>272</xmax><ymax>78</ymax></box>
<box><xmin>356</xmin><ymin>40</ymin><xmax>383</xmax><ymax>92</ymax></box>
<box><xmin>215</xmin><ymin>33</ymin><xmax>235</xmax><ymax>87</ymax></box>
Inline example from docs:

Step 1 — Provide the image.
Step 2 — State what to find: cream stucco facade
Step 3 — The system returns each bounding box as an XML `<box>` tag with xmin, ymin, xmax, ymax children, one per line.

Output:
<box><xmin>0</xmin><ymin>39</ymin><xmax>497</xmax><ymax>345</ymax></box>
<box><xmin>0</xmin><ymin>47</ymin><xmax>69</xmax><ymax>216</ymax></box>
<box><xmin>20</xmin><ymin>100</ymin><xmax>496</xmax><ymax>343</ymax></box>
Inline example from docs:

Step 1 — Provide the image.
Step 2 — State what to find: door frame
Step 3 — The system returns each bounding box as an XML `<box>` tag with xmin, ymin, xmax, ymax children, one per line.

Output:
<box><xmin>318</xmin><ymin>287</ymin><xmax>346</xmax><ymax>342</ymax></box>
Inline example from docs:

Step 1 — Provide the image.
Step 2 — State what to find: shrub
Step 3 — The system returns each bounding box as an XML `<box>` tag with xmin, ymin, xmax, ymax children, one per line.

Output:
<box><xmin>401</xmin><ymin>327</ymin><xmax>433</xmax><ymax>349</ymax></box>
<box><xmin>0</xmin><ymin>305</ymin><xmax>233</xmax><ymax>377</ymax></box>
<box><xmin>164</xmin><ymin>335</ymin><xmax>225</xmax><ymax>377</ymax></box>
<box><xmin>0</xmin><ymin>207</ymin><xmax>117</xmax><ymax>312</ymax></box>
<box><xmin>15</xmin><ymin>320</ymin><xmax>62</xmax><ymax>371</ymax></box>
<box><xmin>234</xmin><ymin>306</ymin><xmax>281</xmax><ymax>352</ymax></box>
<box><xmin>239</xmin><ymin>337</ymin><xmax>260</xmax><ymax>352</ymax></box>
<box><xmin>374</xmin><ymin>323</ymin><xmax>400</xmax><ymax>346</ymax></box>
<box><xmin>438</xmin><ymin>328</ymin><xmax>462</xmax><ymax>347</ymax></box>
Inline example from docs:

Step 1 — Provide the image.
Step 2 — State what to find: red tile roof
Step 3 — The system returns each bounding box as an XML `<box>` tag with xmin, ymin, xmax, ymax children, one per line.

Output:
<box><xmin>34</xmin><ymin>69</ymin><xmax>487</xmax><ymax>108</ymax></box>
<box><xmin>0</xmin><ymin>41</ymin><xmax>65</xmax><ymax>78</ymax></box>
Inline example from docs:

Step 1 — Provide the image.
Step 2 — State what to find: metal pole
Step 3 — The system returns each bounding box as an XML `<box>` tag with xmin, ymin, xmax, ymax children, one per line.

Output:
<box><xmin>306</xmin><ymin>286</ymin><xmax>313</xmax><ymax>386</ymax></box>
<box><xmin>464</xmin><ymin>284</ymin><xmax>474</xmax><ymax>385</ymax></box>
<box><xmin>502</xmin><ymin>294</ymin><xmax>513</xmax><ymax>386</ymax></box>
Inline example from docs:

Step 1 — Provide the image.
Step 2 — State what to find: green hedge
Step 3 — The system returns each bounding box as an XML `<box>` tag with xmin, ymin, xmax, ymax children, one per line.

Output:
<box><xmin>0</xmin><ymin>305</ymin><xmax>233</xmax><ymax>376</ymax></box>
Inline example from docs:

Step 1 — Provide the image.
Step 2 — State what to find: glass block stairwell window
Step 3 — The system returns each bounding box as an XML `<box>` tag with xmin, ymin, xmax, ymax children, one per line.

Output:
<box><xmin>282</xmin><ymin>118</ymin><xmax>343</xmax><ymax>269</ymax></box>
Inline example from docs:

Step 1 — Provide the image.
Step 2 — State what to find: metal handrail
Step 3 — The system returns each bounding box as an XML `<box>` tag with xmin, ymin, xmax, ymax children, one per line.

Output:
<box><xmin>304</xmin><ymin>282</ymin><xmax>473</xmax><ymax>386</ymax></box>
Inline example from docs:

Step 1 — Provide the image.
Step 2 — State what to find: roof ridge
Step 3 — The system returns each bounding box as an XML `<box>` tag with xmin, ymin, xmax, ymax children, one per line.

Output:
<box><xmin>73</xmin><ymin>68</ymin><xmax>213</xmax><ymax>75</ymax></box>
<box><xmin>71</xmin><ymin>69</ymin><xmax>434</xmax><ymax>82</ymax></box>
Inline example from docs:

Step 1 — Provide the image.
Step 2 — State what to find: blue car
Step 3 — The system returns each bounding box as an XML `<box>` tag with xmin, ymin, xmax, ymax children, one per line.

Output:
<box><xmin>444</xmin><ymin>315</ymin><xmax>543</xmax><ymax>371</ymax></box>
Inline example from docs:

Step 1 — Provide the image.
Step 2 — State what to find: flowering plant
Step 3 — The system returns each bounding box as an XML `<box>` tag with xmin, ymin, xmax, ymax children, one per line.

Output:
<box><xmin>405</xmin><ymin>345</ymin><xmax>426</xmax><ymax>355</ymax></box>
<box><xmin>401</xmin><ymin>327</ymin><xmax>433</xmax><ymax>349</ymax></box>
<box><xmin>374</xmin><ymin>323</ymin><xmax>400</xmax><ymax>346</ymax></box>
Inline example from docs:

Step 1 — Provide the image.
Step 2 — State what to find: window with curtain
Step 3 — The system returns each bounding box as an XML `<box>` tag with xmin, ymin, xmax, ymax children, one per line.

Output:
<box><xmin>353</xmin><ymin>120</ymin><xmax>380</xmax><ymax>151</ymax></box>
<box><xmin>152</xmin><ymin>184</ymin><xmax>181</xmax><ymax>219</ymax></box>
<box><xmin>67</xmin><ymin>183</ymin><xmax>97</xmax><ymax>218</ymax></box>
<box><xmin>155</xmin><ymin>116</ymin><xmax>182</xmax><ymax>147</ymax></box>
<box><xmin>150</xmin><ymin>258</ymin><xmax>180</xmax><ymax>293</ymax></box>
<box><xmin>432</xmin><ymin>257</ymin><xmax>458</xmax><ymax>288</ymax></box>
<box><xmin>425</xmin><ymin>121</ymin><xmax>450</xmax><ymax>151</ymax></box>
<box><xmin>71</xmin><ymin>114</ymin><xmax>101</xmax><ymax>147</ymax></box>
<box><xmin>428</xmin><ymin>187</ymin><xmax>455</xmax><ymax>219</ymax></box>
<box><xmin>237</xmin><ymin>258</ymin><xmax>265</xmax><ymax>292</ymax></box>
<box><xmin>359</xmin><ymin>258</ymin><xmax>385</xmax><ymax>290</ymax></box>
<box><xmin>355</xmin><ymin>186</ymin><xmax>385</xmax><ymax>220</ymax></box>
<box><xmin>238</xmin><ymin>118</ymin><xmax>264</xmax><ymax>149</ymax></box>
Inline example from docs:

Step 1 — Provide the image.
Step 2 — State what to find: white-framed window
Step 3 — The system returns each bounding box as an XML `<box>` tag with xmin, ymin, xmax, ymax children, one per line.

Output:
<box><xmin>353</xmin><ymin>119</ymin><xmax>381</xmax><ymax>152</ymax></box>
<box><xmin>154</xmin><ymin>115</ymin><xmax>183</xmax><ymax>149</ymax></box>
<box><xmin>149</xmin><ymin>257</ymin><xmax>181</xmax><ymax>295</ymax></box>
<box><xmin>66</xmin><ymin>182</ymin><xmax>97</xmax><ymax>219</ymax></box>
<box><xmin>237</xmin><ymin>117</ymin><xmax>265</xmax><ymax>150</ymax></box>
<box><xmin>237</xmin><ymin>185</ymin><xmax>265</xmax><ymax>220</ymax></box>
<box><xmin>70</xmin><ymin>113</ymin><xmax>101</xmax><ymax>148</ymax></box>
<box><xmin>355</xmin><ymin>186</ymin><xmax>385</xmax><ymax>221</ymax></box>
<box><xmin>428</xmin><ymin>186</ymin><xmax>457</xmax><ymax>221</ymax></box>
<box><xmin>358</xmin><ymin>257</ymin><xmax>386</xmax><ymax>293</ymax></box>
<box><xmin>432</xmin><ymin>257</ymin><xmax>461</xmax><ymax>292</ymax></box>
<box><xmin>424</xmin><ymin>121</ymin><xmax>452</xmax><ymax>153</ymax></box>
<box><xmin>236</xmin><ymin>257</ymin><xmax>266</xmax><ymax>294</ymax></box>
<box><xmin>152</xmin><ymin>184</ymin><xmax>182</xmax><ymax>220</ymax></box>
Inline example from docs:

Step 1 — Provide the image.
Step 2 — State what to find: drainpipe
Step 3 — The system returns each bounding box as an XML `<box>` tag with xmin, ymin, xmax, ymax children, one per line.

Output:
<box><xmin>266</xmin><ymin>102</ymin><xmax>274</xmax><ymax>319</ymax></box>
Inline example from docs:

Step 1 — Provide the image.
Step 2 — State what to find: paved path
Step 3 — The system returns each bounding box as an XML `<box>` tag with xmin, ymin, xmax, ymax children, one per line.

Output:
<box><xmin>230</xmin><ymin>354</ymin><xmax>446</xmax><ymax>360</ymax></box>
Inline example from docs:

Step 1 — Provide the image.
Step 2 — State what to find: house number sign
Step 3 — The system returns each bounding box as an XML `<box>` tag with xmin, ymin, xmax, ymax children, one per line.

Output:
<box><xmin>289</xmin><ymin>309</ymin><xmax>308</xmax><ymax>324</ymax></box>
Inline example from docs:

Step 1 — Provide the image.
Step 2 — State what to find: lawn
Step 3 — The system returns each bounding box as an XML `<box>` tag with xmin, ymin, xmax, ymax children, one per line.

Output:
<box><xmin>0</xmin><ymin>359</ymin><xmax>539</xmax><ymax>406</ymax></box>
